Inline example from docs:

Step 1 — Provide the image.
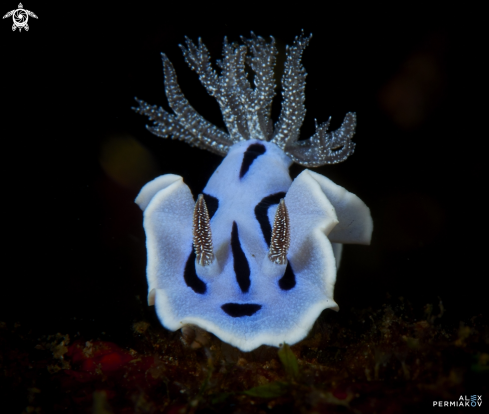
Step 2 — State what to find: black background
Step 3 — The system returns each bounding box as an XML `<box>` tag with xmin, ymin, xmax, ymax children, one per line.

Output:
<box><xmin>2</xmin><ymin>2</ymin><xmax>485</xmax><ymax>344</ymax></box>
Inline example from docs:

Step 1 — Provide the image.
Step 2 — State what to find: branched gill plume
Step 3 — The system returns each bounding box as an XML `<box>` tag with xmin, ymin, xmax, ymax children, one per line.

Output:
<box><xmin>134</xmin><ymin>32</ymin><xmax>357</xmax><ymax>167</ymax></box>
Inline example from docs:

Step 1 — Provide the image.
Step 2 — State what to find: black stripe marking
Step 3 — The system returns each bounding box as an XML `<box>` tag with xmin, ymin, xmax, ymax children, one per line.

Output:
<box><xmin>278</xmin><ymin>262</ymin><xmax>296</xmax><ymax>290</ymax></box>
<box><xmin>254</xmin><ymin>192</ymin><xmax>286</xmax><ymax>247</ymax></box>
<box><xmin>221</xmin><ymin>303</ymin><xmax>262</xmax><ymax>317</ymax></box>
<box><xmin>183</xmin><ymin>250</ymin><xmax>207</xmax><ymax>294</ymax></box>
<box><xmin>239</xmin><ymin>143</ymin><xmax>266</xmax><ymax>178</ymax></box>
<box><xmin>231</xmin><ymin>222</ymin><xmax>251</xmax><ymax>293</ymax></box>
<box><xmin>203</xmin><ymin>193</ymin><xmax>219</xmax><ymax>219</ymax></box>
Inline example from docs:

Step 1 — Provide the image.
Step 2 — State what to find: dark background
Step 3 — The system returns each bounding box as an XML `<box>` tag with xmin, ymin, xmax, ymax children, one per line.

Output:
<box><xmin>2</xmin><ymin>3</ymin><xmax>485</xmax><ymax>344</ymax></box>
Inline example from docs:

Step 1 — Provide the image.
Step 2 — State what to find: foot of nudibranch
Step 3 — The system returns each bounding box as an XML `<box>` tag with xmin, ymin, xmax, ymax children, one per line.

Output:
<box><xmin>331</xmin><ymin>243</ymin><xmax>343</xmax><ymax>270</ymax></box>
<box><xmin>147</xmin><ymin>288</ymin><xmax>156</xmax><ymax>306</ymax></box>
<box><xmin>181</xmin><ymin>325</ymin><xmax>212</xmax><ymax>350</ymax></box>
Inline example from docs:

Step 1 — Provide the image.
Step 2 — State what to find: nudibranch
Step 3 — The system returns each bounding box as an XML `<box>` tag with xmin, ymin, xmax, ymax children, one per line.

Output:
<box><xmin>134</xmin><ymin>33</ymin><xmax>373</xmax><ymax>352</ymax></box>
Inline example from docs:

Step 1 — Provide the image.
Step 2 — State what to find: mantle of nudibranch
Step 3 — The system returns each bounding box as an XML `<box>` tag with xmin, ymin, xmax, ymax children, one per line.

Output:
<box><xmin>136</xmin><ymin>139</ymin><xmax>372</xmax><ymax>352</ymax></box>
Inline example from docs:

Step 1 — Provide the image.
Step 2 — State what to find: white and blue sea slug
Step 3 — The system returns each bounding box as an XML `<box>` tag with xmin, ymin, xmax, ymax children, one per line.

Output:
<box><xmin>134</xmin><ymin>33</ymin><xmax>373</xmax><ymax>352</ymax></box>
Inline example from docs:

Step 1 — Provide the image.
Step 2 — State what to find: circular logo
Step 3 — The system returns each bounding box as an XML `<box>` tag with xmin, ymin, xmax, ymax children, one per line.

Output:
<box><xmin>13</xmin><ymin>9</ymin><xmax>27</xmax><ymax>27</ymax></box>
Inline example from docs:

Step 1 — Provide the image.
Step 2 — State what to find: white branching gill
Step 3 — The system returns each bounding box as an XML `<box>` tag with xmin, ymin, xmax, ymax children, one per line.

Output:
<box><xmin>193</xmin><ymin>194</ymin><xmax>214</xmax><ymax>266</ymax></box>
<box><xmin>268</xmin><ymin>199</ymin><xmax>290</xmax><ymax>265</ymax></box>
<box><xmin>134</xmin><ymin>32</ymin><xmax>356</xmax><ymax>167</ymax></box>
